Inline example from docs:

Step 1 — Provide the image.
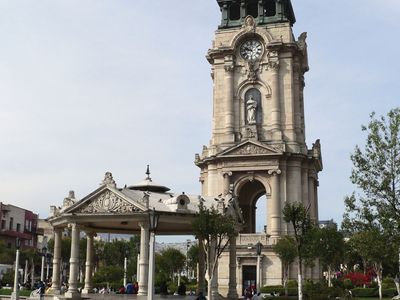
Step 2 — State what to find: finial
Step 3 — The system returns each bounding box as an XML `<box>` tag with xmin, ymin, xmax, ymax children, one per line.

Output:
<box><xmin>145</xmin><ymin>165</ymin><xmax>152</xmax><ymax>181</ymax></box>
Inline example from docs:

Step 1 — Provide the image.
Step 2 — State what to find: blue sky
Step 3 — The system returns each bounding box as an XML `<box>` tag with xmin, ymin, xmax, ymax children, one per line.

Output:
<box><xmin>0</xmin><ymin>1</ymin><xmax>399</xmax><ymax>242</ymax></box>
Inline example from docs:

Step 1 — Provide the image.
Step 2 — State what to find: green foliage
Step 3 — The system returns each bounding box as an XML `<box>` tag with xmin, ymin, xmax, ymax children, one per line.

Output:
<box><xmin>0</xmin><ymin>268</ymin><xmax>14</xmax><ymax>285</ymax></box>
<box><xmin>343</xmin><ymin>278</ymin><xmax>353</xmax><ymax>289</ymax></box>
<box><xmin>273</xmin><ymin>236</ymin><xmax>297</xmax><ymax>267</ymax></box>
<box><xmin>0</xmin><ymin>240</ymin><xmax>14</xmax><ymax>264</ymax></box>
<box><xmin>316</xmin><ymin>225</ymin><xmax>345</xmax><ymax>274</ymax></box>
<box><xmin>351</xmin><ymin>287</ymin><xmax>377</xmax><ymax>297</ymax></box>
<box><xmin>156</xmin><ymin>247</ymin><xmax>185</xmax><ymax>279</ymax></box>
<box><xmin>92</xmin><ymin>265</ymin><xmax>124</xmax><ymax>285</ymax></box>
<box><xmin>260</xmin><ymin>285</ymin><xmax>297</xmax><ymax>296</ymax></box>
<box><xmin>187</xmin><ymin>244</ymin><xmax>199</xmax><ymax>270</ymax></box>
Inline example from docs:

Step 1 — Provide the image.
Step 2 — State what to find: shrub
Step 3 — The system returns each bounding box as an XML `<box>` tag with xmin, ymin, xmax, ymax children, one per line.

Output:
<box><xmin>343</xmin><ymin>278</ymin><xmax>353</xmax><ymax>289</ymax></box>
<box><xmin>287</xmin><ymin>280</ymin><xmax>297</xmax><ymax>288</ymax></box>
<box><xmin>382</xmin><ymin>288</ymin><xmax>397</xmax><ymax>298</ymax></box>
<box><xmin>382</xmin><ymin>277</ymin><xmax>395</xmax><ymax>289</ymax></box>
<box><xmin>344</xmin><ymin>272</ymin><xmax>371</xmax><ymax>287</ymax></box>
<box><xmin>260</xmin><ymin>285</ymin><xmax>297</xmax><ymax>296</ymax></box>
<box><xmin>351</xmin><ymin>287</ymin><xmax>377</xmax><ymax>297</ymax></box>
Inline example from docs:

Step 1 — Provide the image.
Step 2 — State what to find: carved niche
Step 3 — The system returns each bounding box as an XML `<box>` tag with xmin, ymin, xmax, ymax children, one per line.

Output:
<box><xmin>80</xmin><ymin>190</ymin><xmax>141</xmax><ymax>213</ymax></box>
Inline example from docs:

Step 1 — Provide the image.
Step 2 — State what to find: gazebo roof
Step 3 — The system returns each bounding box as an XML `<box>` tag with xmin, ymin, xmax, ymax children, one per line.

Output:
<box><xmin>47</xmin><ymin>171</ymin><xmax>239</xmax><ymax>235</ymax></box>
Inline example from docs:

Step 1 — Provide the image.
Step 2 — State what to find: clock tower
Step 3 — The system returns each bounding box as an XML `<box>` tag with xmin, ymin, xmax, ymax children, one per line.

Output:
<box><xmin>195</xmin><ymin>0</ymin><xmax>323</xmax><ymax>294</ymax></box>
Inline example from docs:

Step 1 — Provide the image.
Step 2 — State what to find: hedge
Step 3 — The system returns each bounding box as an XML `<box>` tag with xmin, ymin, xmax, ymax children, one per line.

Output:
<box><xmin>260</xmin><ymin>285</ymin><xmax>297</xmax><ymax>296</ymax></box>
<box><xmin>0</xmin><ymin>289</ymin><xmax>31</xmax><ymax>297</ymax></box>
<box><xmin>351</xmin><ymin>288</ymin><xmax>376</xmax><ymax>297</ymax></box>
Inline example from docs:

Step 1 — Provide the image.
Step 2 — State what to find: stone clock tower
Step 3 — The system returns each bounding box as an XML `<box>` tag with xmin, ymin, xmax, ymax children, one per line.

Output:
<box><xmin>195</xmin><ymin>0</ymin><xmax>323</xmax><ymax>295</ymax></box>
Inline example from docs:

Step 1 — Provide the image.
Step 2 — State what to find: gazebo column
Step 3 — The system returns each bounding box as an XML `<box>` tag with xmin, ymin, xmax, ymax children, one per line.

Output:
<box><xmin>82</xmin><ymin>231</ymin><xmax>94</xmax><ymax>294</ymax></box>
<box><xmin>50</xmin><ymin>228</ymin><xmax>62</xmax><ymax>294</ymax></box>
<box><xmin>65</xmin><ymin>223</ymin><xmax>80</xmax><ymax>299</ymax></box>
<box><xmin>138</xmin><ymin>222</ymin><xmax>149</xmax><ymax>296</ymax></box>
<box><xmin>197</xmin><ymin>240</ymin><xmax>205</xmax><ymax>294</ymax></box>
<box><xmin>227</xmin><ymin>236</ymin><xmax>238</xmax><ymax>299</ymax></box>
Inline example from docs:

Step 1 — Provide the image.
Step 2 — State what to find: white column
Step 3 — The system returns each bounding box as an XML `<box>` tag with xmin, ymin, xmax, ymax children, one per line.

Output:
<box><xmin>268</xmin><ymin>169</ymin><xmax>282</xmax><ymax>237</ymax></box>
<box><xmin>23</xmin><ymin>260</ymin><xmax>28</xmax><ymax>284</ymax></box>
<box><xmin>41</xmin><ymin>255</ymin><xmax>45</xmax><ymax>282</ymax></box>
<box><xmin>123</xmin><ymin>256</ymin><xmax>128</xmax><ymax>287</ymax></box>
<box><xmin>227</xmin><ymin>237</ymin><xmax>238</xmax><ymax>299</ymax></box>
<box><xmin>66</xmin><ymin>223</ymin><xmax>80</xmax><ymax>298</ymax></box>
<box><xmin>138</xmin><ymin>222</ymin><xmax>149</xmax><ymax>296</ymax></box>
<box><xmin>147</xmin><ymin>231</ymin><xmax>156</xmax><ymax>300</ymax></box>
<box><xmin>269</xmin><ymin>52</ymin><xmax>282</xmax><ymax>141</ymax></box>
<box><xmin>136</xmin><ymin>252</ymin><xmax>140</xmax><ymax>282</ymax></box>
<box><xmin>82</xmin><ymin>232</ymin><xmax>94</xmax><ymax>294</ymax></box>
<box><xmin>51</xmin><ymin>228</ymin><xmax>62</xmax><ymax>292</ymax></box>
<box><xmin>11</xmin><ymin>248</ymin><xmax>20</xmax><ymax>300</ymax></box>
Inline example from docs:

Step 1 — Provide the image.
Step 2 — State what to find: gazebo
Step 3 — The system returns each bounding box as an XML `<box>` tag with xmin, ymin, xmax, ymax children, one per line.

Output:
<box><xmin>47</xmin><ymin>168</ymin><xmax>241</xmax><ymax>299</ymax></box>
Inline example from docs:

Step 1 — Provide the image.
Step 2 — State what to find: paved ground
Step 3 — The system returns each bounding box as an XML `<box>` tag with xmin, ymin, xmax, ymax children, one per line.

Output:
<box><xmin>85</xmin><ymin>295</ymin><xmax>197</xmax><ymax>300</ymax></box>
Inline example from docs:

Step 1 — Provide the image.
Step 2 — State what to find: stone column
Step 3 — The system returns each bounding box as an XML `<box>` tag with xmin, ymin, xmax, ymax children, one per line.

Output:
<box><xmin>138</xmin><ymin>222</ymin><xmax>149</xmax><ymax>296</ymax></box>
<box><xmin>227</xmin><ymin>237</ymin><xmax>238</xmax><ymax>299</ymax></box>
<box><xmin>308</xmin><ymin>173</ymin><xmax>316</xmax><ymax>221</ymax></box>
<box><xmin>222</xmin><ymin>171</ymin><xmax>232</xmax><ymax>195</ymax></box>
<box><xmin>237</xmin><ymin>258</ymin><xmax>243</xmax><ymax>296</ymax></box>
<box><xmin>268</xmin><ymin>169</ymin><xmax>282</xmax><ymax>237</ymax></box>
<box><xmin>51</xmin><ymin>228</ymin><xmax>62</xmax><ymax>293</ymax></box>
<box><xmin>301</xmin><ymin>168</ymin><xmax>309</xmax><ymax>208</ymax></box>
<box><xmin>224</xmin><ymin>58</ymin><xmax>235</xmax><ymax>143</ymax></box>
<box><xmin>197</xmin><ymin>240</ymin><xmax>206</xmax><ymax>294</ymax></box>
<box><xmin>256</xmin><ymin>255</ymin><xmax>263</xmax><ymax>291</ymax></box>
<box><xmin>82</xmin><ymin>232</ymin><xmax>94</xmax><ymax>294</ymax></box>
<box><xmin>65</xmin><ymin>223</ymin><xmax>80</xmax><ymax>298</ymax></box>
<box><xmin>269</xmin><ymin>51</ymin><xmax>282</xmax><ymax>141</ymax></box>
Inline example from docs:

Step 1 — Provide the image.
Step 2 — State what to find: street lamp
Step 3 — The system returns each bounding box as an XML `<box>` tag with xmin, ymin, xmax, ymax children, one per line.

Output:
<box><xmin>11</xmin><ymin>238</ymin><xmax>21</xmax><ymax>300</ymax></box>
<box><xmin>255</xmin><ymin>241</ymin><xmax>263</xmax><ymax>292</ymax></box>
<box><xmin>40</xmin><ymin>247</ymin><xmax>47</xmax><ymax>282</ymax></box>
<box><xmin>123</xmin><ymin>248</ymin><xmax>129</xmax><ymax>287</ymax></box>
<box><xmin>147</xmin><ymin>208</ymin><xmax>159</xmax><ymax>300</ymax></box>
<box><xmin>186</xmin><ymin>240</ymin><xmax>190</xmax><ymax>279</ymax></box>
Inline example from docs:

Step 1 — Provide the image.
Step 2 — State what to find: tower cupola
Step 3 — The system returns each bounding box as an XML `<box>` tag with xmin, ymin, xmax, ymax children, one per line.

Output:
<box><xmin>216</xmin><ymin>0</ymin><xmax>295</xmax><ymax>28</ymax></box>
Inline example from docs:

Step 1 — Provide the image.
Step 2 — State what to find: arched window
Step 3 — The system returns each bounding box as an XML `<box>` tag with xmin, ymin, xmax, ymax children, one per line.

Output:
<box><xmin>244</xmin><ymin>88</ymin><xmax>262</xmax><ymax>125</ymax></box>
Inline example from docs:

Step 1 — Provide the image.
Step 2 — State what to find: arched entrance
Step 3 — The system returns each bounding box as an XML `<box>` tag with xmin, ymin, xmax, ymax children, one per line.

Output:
<box><xmin>237</xmin><ymin>180</ymin><xmax>270</xmax><ymax>234</ymax></box>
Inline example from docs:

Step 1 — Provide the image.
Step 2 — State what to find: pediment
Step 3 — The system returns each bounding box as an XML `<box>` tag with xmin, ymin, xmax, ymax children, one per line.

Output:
<box><xmin>218</xmin><ymin>141</ymin><xmax>283</xmax><ymax>157</ymax></box>
<box><xmin>66</xmin><ymin>188</ymin><xmax>144</xmax><ymax>214</ymax></box>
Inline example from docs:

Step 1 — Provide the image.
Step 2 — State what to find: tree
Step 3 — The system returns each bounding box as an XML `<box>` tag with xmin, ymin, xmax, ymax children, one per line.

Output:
<box><xmin>343</xmin><ymin>108</ymin><xmax>400</xmax><ymax>296</ymax></box>
<box><xmin>192</xmin><ymin>202</ymin><xmax>237</xmax><ymax>300</ymax></box>
<box><xmin>316</xmin><ymin>225</ymin><xmax>345</xmax><ymax>287</ymax></box>
<box><xmin>187</xmin><ymin>244</ymin><xmax>199</xmax><ymax>277</ymax></box>
<box><xmin>273</xmin><ymin>235</ymin><xmax>296</xmax><ymax>296</ymax></box>
<box><xmin>156</xmin><ymin>248</ymin><xmax>186</xmax><ymax>282</ymax></box>
<box><xmin>282</xmin><ymin>202</ymin><xmax>315</xmax><ymax>300</ymax></box>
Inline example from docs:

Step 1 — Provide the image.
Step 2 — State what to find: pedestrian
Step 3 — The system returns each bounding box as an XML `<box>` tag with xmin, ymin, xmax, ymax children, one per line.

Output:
<box><xmin>196</xmin><ymin>292</ymin><xmax>206</xmax><ymax>300</ymax></box>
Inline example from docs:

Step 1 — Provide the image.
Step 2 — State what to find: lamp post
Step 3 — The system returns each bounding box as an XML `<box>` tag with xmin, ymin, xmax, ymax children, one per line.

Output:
<box><xmin>147</xmin><ymin>208</ymin><xmax>159</xmax><ymax>300</ymax></box>
<box><xmin>186</xmin><ymin>240</ymin><xmax>190</xmax><ymax>279</ymax></box>
<box><xmin>255</xmin><ymin>241</ymin><xmax>263</xmax><ymax>292</ymax></box>
<box><xmin>11</xmin><ymin>238</ymin><xmax>21</xmax><ymax>300</ymax></box>
<box><xmin>123</xmin><ymin>248</ymin><xmax>129</xmax><ymax>287</ymax></box>
<box><xmin>40</xmin><ymin>247</ymin><xmax>47</xmax><ymax>282</ymax></box>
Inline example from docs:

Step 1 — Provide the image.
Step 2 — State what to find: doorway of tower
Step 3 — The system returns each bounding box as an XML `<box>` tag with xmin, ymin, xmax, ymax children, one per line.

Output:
<box><xmin>242</xmin><ymin>265</ymin><xmax>256</xmax><ymax>296</ymax></box>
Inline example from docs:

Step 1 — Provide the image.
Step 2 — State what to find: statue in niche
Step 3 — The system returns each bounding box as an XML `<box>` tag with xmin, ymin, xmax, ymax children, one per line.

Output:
<box><xmin>246</xmin><ymin>95</ymin><xmax>257</xmax><ymax>124</ymax></box>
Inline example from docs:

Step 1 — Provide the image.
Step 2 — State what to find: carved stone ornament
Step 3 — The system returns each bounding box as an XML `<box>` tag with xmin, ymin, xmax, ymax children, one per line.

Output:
<box><xmin>230</xmin><ymin>144</ymin><xmax>272</xmax><ymax>155</ymax></box>
<box><xmin>80</xmin><ymin>190</ymin><xmax>141</xmax><ymax>213</ymax></box>
<box><xmin>101</xmin><ymin>172</ymin><xmax>116</xmax><ymax>188</ymax></box>
<box><xmin>242</xmin><ymin>16</ymin><xmax>256</xmax><ymax>32</ymax></box>
<box><xmin>246</xmin><ymin>60</ymin><xmax>259</xmax><ymax>81</ymax></box>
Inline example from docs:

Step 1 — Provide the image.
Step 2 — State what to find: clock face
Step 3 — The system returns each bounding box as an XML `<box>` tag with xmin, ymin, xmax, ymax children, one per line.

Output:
<box><xmin>240</xmin><ymin>39</ymin><xmax>263</xmax><ymax>61</ymax></box>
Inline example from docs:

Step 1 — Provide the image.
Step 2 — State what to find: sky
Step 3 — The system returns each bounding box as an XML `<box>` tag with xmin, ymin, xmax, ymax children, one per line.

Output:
<box><xmin>0</xmin><ymin>1</ymin><xmax>399</xmax><ymax>242</ymax></box>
